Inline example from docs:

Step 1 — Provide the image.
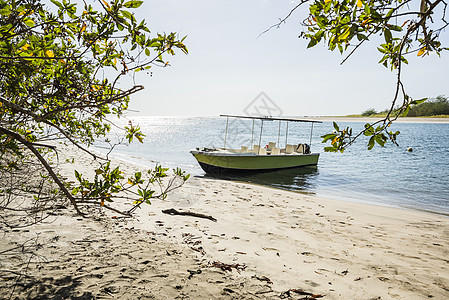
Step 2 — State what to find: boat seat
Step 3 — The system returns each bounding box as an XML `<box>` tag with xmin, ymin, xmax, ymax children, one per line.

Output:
<box><xmin>258</xmin><ymin>147</ymin><xmax>267</xmax><ymax>155</ymax></box>
<box><xmin>253</xmin><ymin>145</ymin><xmax>260</xmax><ymax>154</ymax></box>
<box><xmin>286</xmin><ymin>144</ymin><xmax>294</xmax><ymax>154</ymax></box>
<box><xmin>268</xmin><ymin>142</ymin><xmax>276</xmax><ymax>151</ymax></box>
<box><xmin>241</xmin><ymin>146</ymin><xmax>248</xmax><ymax>153</ymax></box>
<box><xmin>271</xmin><ymin>147</ymin><xmax>280</xmax><ymax>155</ymax></box>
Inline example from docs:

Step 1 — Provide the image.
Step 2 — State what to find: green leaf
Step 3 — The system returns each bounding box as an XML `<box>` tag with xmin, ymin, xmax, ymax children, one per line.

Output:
<box><xmin>321</xmin><ymin>133</ymin><xmax>336</xmax><ymax>143</ymax></box>
<box><xmin>410</xmin><ymin>98</ymin><xmax>427</xmax><ymax>105</ymax></box>
<box><xmin>374</xmin><ymin>134</ymin><xmax>386</xmax><ymax>147</ymax></box>
<box><xmin>367</xmin><ymin>136</ymin><xmax>375</xmax><ymax>150</ymax></box>
<box><xmin>121</xmin><ymin>10</ymin><xmax>133</xmax><ymax>20</ymax></box>
<box><xmin>384</xmin><ymin>28</ymin><xmax>392</xmax><ymax>43</ymax></box>
<box><xmin>364</xmin><ymin>4</ymin><xmax>370</xmax><ymax>14</ymax></box>
<box><xmin>403</xmin><ymin>105</ymin><xmax>411</xmax><ymax>116</ymax></box>
<box><xmin>337</xmin><ymin>43</ymin><xmax>343</xmax><ymax>54</ymax></box>
<box><xmin>50</xmin><ymin>0</ymin><xmax>64</xmax><ymax>9</ymax></box>
<box><xmin>340</xmin><ymin>27</ymin><xmax>351</xmax><ymax>41</ymax></box>
<box><xmin>357</xmin><ymin>33</ymin><xmax>368</xmax><ymax>41</ymax></box>
<box><xmin>324</xmin><ymin>146</ymin><xmax>337</xmax><ymax>152</ymax></box>
<box><xmin>72</xmin><ymin>187</ymin><xmax>79</xmax><ymax>195</ymax></box>
<box><xmin>17</xmin><ymin>39</ymin><xmax>27</xmax><ymax>48</ymax></box>
<box><xmin>333</xmin><ymin>122</ymin><xmax>340</xmax><ymax>132</ymax></box>
<box><xmin>364</xmin><ymin>124</ymin><xmax>374</xmax><ymax>136</ymax></box>
<box><xmin>315</xmin><ymin>30</ymin><xmax>324</xmax><ymax>42</ymax></box>
<box><xmin>377</xmin><ymin>46</ymin><xmax>387</xmax><ymax>54</ymax></box>
<box><xmin>24</xmin><ymin>18</ymin><xmax>35</xmax><ymax>27</ymax></box>
<box><xmin>124</xmin><ymin>1</ymin><xmax>143</xmax><ymax>8</ymax></box>
<box><xmin>307</xmin><ymin>38</ymin><xmax>318</xmax><ymax>48</ymax></box>
<box><xmin>75</xmin><ymin>170</ymin><xmax>81</xmax><ymax>182</ymax></box>
<box><xmin>386</xmin><ymin>8</ymin><xmax>394</xmax><ymax>18</ymax></box>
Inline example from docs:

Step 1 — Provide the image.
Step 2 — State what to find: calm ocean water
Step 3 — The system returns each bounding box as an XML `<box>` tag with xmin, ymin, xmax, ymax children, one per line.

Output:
<box><xmin>98</xmin><ymin>116</ymin><xmax>449</xmax><ymax>215</ymax></box>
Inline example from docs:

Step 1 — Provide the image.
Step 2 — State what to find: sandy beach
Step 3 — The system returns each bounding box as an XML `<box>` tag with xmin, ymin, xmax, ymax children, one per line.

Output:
<box><xmin>302</xmin><ymin>116</ymin><xmax>449</xmax><ymax>124</ymax></box>
<box><xmin>1</xmin><ymin>143</ymin><xmax>448</xmax><ymax>299</ymax></box>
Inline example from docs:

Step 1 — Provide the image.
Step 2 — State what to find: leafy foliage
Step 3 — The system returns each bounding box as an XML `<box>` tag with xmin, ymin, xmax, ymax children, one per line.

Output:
<box><xmin>0</xmin><ymin>0</ymin><xmax>189</xmax><ymax>218</ymax></box>
<box><xmin>72</xmin><ymin>162</ymin><xmax>190</xmax><ymax>215</ymax></box>
<box><xmin>302</xmin><ymin>0</ymin><xmax>446</xmax><ymax>65</ymax></box>
<box><xmin>267</xmin><ymin>0</ymin><xmax>447</xmax><ymax>151</ymax></box>
<box><xmin>321</xmin><ymin>121</ymin><xmax>399</xmax><ymax>152</ymax></box>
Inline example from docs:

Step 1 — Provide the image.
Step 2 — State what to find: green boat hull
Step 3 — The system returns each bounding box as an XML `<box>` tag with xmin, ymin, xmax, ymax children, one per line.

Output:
<box><xmin>190</xmin><ymin>150</ymin><xmax>319</xmax><ymax>175</ymax></box>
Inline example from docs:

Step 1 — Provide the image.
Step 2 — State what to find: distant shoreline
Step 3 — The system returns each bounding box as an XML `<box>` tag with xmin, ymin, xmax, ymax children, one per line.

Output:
<box><xmin>303</xmin><ymin>116</ymin><xmax>449</xmax><ymax>123</ymax></box>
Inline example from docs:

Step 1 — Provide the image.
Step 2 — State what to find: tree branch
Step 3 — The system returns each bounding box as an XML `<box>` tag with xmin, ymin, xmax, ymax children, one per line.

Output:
<box><xmin>0</xmin><ymin>95</ymin><xmax>107</xmax><ymax>161</ymax></box>
<box><xmin>0</xmin><ymin>126</ymin><xmax>83</xmax><ymax>215</ymax></box>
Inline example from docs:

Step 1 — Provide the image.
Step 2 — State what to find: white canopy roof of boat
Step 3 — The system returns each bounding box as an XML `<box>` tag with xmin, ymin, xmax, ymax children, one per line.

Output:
<box><xmin>220</xmin><ymin>114</ymin><xmax>323</xmax><ymax>123</ymax></box>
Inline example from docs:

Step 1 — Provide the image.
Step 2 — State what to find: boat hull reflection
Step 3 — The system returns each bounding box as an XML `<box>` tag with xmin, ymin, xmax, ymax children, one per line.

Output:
<box><xmin>204</xmin><ymin>166</ymin><xmax>319</xmax><ymax>193</ymax></box>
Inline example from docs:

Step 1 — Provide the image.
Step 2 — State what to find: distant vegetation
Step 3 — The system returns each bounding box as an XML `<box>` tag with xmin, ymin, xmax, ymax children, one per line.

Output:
<box><xmin>406</xmin><ymin>96</ymin><xmax>449</xmax><ymax>117</ymax></box>
<box><xmin>356</xmin><ymin>96</ymin><xmax>449</xmax><ymax>118</ymax></box>
<box><xmin>361</xmin><ymin>108</ymin><xmax>379</xmax><ymax>117</ymax></box>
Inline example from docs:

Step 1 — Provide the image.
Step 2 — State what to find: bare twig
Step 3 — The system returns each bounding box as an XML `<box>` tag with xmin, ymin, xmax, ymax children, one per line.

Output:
<box><xmin>258</xmin><ymin>0</ymin><xmax>310</xmax><ymax>38</ymax></box>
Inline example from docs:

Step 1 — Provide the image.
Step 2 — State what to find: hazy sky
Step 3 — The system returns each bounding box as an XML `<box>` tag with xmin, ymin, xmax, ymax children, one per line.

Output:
<box><xmin>125</xmin><ymin>0</ymin><xmax>449</xmax><ymax>117</ymax></box>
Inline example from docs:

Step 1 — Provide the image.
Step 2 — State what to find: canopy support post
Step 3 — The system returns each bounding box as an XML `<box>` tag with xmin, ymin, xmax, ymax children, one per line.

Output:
<box><xmin>285</xmin><ymin>122</ymin><xmax>289</xmax><ymax>147</ymax></box>
<box><xmin>258</xmin><ymin>120</ymin><xmax>264</xmax><ymax>155</ymax></box>
<box><xmin>251</xmin><ymin>119</ymin><xmax>255</xmax><ymax>149</ymax></box>
<box><xmin>309</xmin><ymin>122</ymin><xmax>314</xmax><ymax>149</ymax></box>
<box><xmin>224</xmin><ymin>116</ymin><xmax>229</xmax><ymax>149</ymax></box>
<box><xmin>277</xmin><ymin>120</ymin><xmax>281</xmax><ymax>146</ymax></box>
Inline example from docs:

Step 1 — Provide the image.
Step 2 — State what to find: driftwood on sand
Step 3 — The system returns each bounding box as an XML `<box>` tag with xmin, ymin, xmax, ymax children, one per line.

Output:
<box><xmin>162</xmin><ymin>208</ymin><xmax>217</xmax><ymax>222</ymax></box>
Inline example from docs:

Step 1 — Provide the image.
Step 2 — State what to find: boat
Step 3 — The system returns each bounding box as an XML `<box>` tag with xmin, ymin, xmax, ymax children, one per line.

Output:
<box><xmin>190</xmin><ymin>115</ymin><xmax>322</xmax><ymax>175</ymax></box>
